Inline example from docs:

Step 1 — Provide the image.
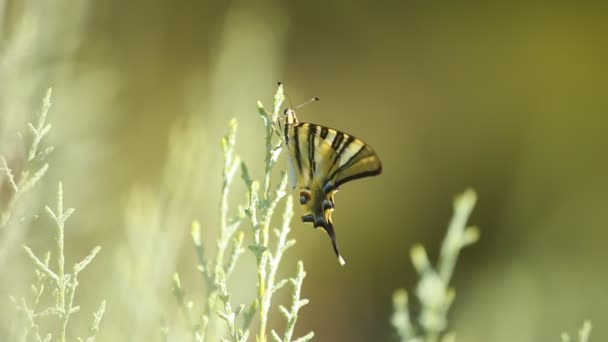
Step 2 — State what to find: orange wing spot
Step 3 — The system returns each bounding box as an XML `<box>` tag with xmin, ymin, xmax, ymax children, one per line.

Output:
<box><xmin>299</xmin><ymin>188</ymin><xmax>312</xmax><ymax>204</ymax></box>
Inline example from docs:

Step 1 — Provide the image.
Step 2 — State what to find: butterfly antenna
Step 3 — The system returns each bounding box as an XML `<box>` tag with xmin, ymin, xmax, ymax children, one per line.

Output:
<box><xmin>285</xmin><ymin>93</ymin><xmax>294</xmax><ymax>109</ymax></box>
<box><xmin>295</xmin><ymin>97</ymin><xmax>320</xmax><ymax>110</ymax></box>
<box><xmin>279</xmin><ymin>81</ymin><xmax>319</xmax><ymax>110</ymax></box>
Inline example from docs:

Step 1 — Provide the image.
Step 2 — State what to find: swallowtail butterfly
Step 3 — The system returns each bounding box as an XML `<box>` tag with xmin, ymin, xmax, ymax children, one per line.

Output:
<box><xmin>280</xmin><ymin>96</ymin><xmax>382</xmax><ymax>266</ymax></box>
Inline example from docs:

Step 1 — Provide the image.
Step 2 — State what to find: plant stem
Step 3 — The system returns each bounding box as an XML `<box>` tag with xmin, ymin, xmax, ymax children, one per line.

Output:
<box><xmin>55</xmin><ymin>182</ymin><xmax>67</xmax><ymax>342</ymax></box>
<box><xmin>255</xmin><ymin>85</ymin><xmax>285</xmax><ymax>342</ymax></box>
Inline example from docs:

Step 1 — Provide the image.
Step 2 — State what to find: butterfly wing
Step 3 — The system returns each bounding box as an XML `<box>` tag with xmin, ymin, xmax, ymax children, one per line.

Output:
<box><xmin>285</xmin><ymin>122</ymin><xmax>382</xmax><ymax>265</ymax></box>
<box><xmin>287</xmin><ymin>153</ymin><xmax>298</xmax><ymax>190</ymax></box>
<box><xmin>327</xmin><ymin>134</ymin><xmax>383</xmax><ymax>187</ymax></box>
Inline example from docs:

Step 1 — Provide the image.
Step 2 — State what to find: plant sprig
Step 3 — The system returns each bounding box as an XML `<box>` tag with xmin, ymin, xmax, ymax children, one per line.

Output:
<box><xmin>174</xmin><ymin>84</ymin><xmax>312</xmax><ymax>342</ymax></box>
<box><xmin>271</xmin><ymin>261</ymin><xmax>314</xmax><ymax>342</ymax></box>
<box><xmin>391</xmin><ymin>189</ymin><xmax>479</xmax><ymax>342</ymax></box>
<box><xmin>1</xmin><ymin>88</ymin><xmax>54</xmax><ymax>229</ymax></box>
<box><xmin>17</xmin><ymin>182</ymin><xmax>104</xmax><ymax>342</ymax></box>
<box><xmin>561</xmin><ymin>321</ymin><xmax>592</xmax><ymax>342</ymax></box>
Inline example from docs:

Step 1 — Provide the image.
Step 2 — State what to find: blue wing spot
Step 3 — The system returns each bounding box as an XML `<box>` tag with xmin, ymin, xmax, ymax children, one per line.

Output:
<box><xmin>322</xmin><ymin>181</ymin><xmax>335</xmax><ymax>195</ymax></box>
<box><xmin>322</xmin><ymin>199</ymin><xmax>334</xmax><ymax>211</ymax></box>
<box><xmin>302</xmin><ymin>214</ymin><xmax>315</xmax><ymax>223</ymax></box>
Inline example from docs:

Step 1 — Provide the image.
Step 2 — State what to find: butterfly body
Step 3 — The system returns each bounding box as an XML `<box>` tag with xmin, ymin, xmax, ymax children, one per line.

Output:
<box><xmin>282</xmin><ymin>108</ymin><xmax>382</xmax><ymax>265</ymax></box>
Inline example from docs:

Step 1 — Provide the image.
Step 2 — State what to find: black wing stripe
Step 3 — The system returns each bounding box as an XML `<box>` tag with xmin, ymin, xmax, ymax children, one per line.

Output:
<box><xmin>284</xmin><ymin>119</ymin><xmax>289</xmax><ymax>145</ymax></box>
<box><xmin>335</xmin><ymin>168</ymin><xmax>382</xmax><ymax>187</ymax></box>
<box><xmin>336</xmin><ymin>135</ymin><xmax>355</xmax><ymax>158</ymax></box>
<box><xmin>331</xmin><ymin>132</ymin><xmax>344</xmax><ymax>151</ymax></box>
<box><xmin>329</xmin><ymin>134</ymin><xmax>353</xmax><ymax>174</ymax></box>
<box><xmin>320</xmin><ymin>126</ymin><xmax>328</xmax><ymax>140</ymax></box>
<box><xmin>328</xmin><ymin>132</ymin><xmax>345</xmax><ymax>170</ymax></box>
<box><xmin>330</xmin><ymin>143</ymin><xmax>366</xmax><ymax>180</ymax></box>
<box><xmin>308</xmin><ymin>124</ymin><xmax>317</xmax><ymax>179</ymax></box>
<box><xmin>293</xmin><ymin>125</ymin><xmax>303</xmax><ymax>173</ymax></box>
<box><xmin>324</xmin><ymin>128</ymin><xmax>337</xmax><ymax>148</ymax></box>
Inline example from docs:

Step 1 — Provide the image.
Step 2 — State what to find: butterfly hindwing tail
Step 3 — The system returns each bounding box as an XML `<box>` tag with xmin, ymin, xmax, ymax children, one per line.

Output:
<box><xmin>300</xmin><ymin>183</ymin><xmax>345</xmax><ymax>266</ymax></box>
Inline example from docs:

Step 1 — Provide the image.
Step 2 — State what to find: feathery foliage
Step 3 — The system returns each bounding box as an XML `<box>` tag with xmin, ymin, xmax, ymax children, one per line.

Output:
<box><xmin>173</xmin><ymin>84</ymin><xmax>313</xmax><ymax>341</ymax></box>
<box><xmin>561</xmin><ymin>321</ymin><xmax>592</xmax><ymax>342</ymax></box>
<box><xmin>391</xmin><ymin>189</ymin><xmax>479</xmax><ymax>342</ymax></box>
<box><xmin>1</xmin><ymin>88</ymin><xmax>54</xmax><ymax>229</ymax></box>
<box><xmin>14</xmin><ymin>182</ymin><xmax>104</xmax><ymax>342</ymax></box>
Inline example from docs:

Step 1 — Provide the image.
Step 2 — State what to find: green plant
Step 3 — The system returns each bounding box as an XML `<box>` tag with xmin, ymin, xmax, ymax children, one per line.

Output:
<box><xmin>2</xmin><ymin>89</ymin><xmax>105</xmax><ymax>342</ymax></box>
<box><xmin>561</xmin><ymin>321</ymin><xmax>592</xmax><ymax>342</ymax></box>
<box><xmin>1</xmin><ymin>88</ymin><xmax>55</xmax><ymax>304</ymax></box>
<box><xmin>13</xmin><ymin>182</ymin><xmax>105</xmax><ymax>342</ymax></box>
<box><xmin>172</xmin><ymin>84</ymin><xmax>313</xmax><ymax>342</ymax></box>
<box><xmin>391</xmin><ymin>189</ymin><xmax>479</xmax><ymax>342</ymax></box>
<box><xmin>390</xmin><ymin>191</ymin><xmax>594</xmax><ymax>342</ymax></box>
<box><xmin>0</xmin><ymin>88</ymin><xmax>54</xmax><ymax>229</ymax></box>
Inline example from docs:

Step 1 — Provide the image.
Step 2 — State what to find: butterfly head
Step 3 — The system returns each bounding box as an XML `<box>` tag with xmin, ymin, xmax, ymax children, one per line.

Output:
<box><xmin>283</xmin><ymin>108</ymin><xmax>298</xmax><ymax>125</ymax></box>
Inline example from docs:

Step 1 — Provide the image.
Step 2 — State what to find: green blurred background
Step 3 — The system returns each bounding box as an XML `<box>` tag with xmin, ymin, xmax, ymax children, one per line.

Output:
<box><xmin>1</xmin><ymin>1</ymin><xmax>607</xmax><ymax>341</ymax></box>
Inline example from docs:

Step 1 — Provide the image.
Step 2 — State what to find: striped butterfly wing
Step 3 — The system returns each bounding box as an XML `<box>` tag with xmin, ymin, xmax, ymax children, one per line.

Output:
<box><xmin>285</xmin><ymin>121</ymin><xmax>382</xmax><ymax>265</ymax></box>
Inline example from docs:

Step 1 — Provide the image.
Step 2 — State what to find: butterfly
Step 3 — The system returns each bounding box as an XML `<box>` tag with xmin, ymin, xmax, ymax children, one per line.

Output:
<box><xmin>279</xmin><ymin>99</ymin><xmax>382</xmax><ymax>266</ymax></box>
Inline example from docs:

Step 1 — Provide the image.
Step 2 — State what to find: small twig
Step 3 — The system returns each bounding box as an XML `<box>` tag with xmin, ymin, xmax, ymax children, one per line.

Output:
<box><xmin>0</xmin><ymin>88</ymin><xmax>53</xmax><ymax>229</ymax></box>
<box><xmin>19</xmin><ymin>182</ymin><xmax>103</xmax><ymax>342</ymax></box>
<box><xmin>391</xmin><ymin>189</ymin><xmax>480</xmax><ymax>342</ymax></box>
<box><xmin>272</xmin><ymin>261</ymin><xmax>314</xmax><ymax>342</ymax></box>
<box><xmin>561</xmin><ymin>320</ymin><xmax>592</xmax><ymax>342</ymax></box>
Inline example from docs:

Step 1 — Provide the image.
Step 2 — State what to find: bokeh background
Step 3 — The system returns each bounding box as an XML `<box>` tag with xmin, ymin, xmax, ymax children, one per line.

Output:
<box><xmin>1</xmin><ymin>1</ymin><xmax>607</xmax><ymax>341</ymax></box>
